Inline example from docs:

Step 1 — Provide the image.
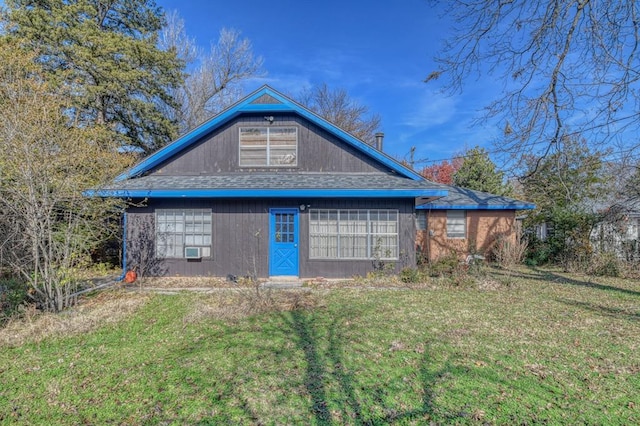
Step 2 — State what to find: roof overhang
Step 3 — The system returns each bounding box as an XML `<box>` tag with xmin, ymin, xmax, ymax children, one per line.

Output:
<box><xmin>417</xmin><ymin>203</ymin><xmax>536</xmax><ymax>210</ymax></box>
<box><xmin>85</xmin><ymin>188</ymin><xmax>448</xmax><ymax>199</ymax></box>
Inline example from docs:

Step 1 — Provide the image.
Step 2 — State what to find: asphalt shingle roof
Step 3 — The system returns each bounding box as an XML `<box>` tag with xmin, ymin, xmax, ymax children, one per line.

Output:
<box><xmin>419</xmin><ymin>185</ymin><xmax>535</xmax><ymax>209</ymax></box>
<box><xmin>103</xmin><ymin>173</ymin><xmax>448</xmax><ymax>192</ymax></box>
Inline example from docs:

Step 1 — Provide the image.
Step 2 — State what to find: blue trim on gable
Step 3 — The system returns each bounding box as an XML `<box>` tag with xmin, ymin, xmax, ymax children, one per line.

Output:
<box><xmin>86</xmin><ymin>188</ymin><xmax>448</xmax><ymax>199</ymax></box>
<box><xmin>115</xmin><ymin>85</ymin><xmax>424</xmax><ymax>182</ymax></box>
<box><xmin>417</xmin><ymin>203</ymin><xmax>536</xmax><ymax>210</ymax></box>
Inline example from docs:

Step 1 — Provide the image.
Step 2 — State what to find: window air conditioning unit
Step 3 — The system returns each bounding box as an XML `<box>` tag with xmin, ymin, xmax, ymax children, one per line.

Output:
<box><xmin>184</xmin><ymin>247</ymin><xmax>202</xmax><ymax>259</ymax></box>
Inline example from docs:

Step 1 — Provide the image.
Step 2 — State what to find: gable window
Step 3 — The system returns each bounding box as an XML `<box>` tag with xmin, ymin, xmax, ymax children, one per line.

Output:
<box><xmin>446</xmin><ymin>210</ymin><xmax>466</xmax><ymax>239</ymax></box>
<box><xmin>239</xmin><ymin>127</ymin><xmax>297</xmax><ymax>167</ymax></box>
<box><xmin>309</xmin><ymin>209</ymin><xmax>398</xmax><ymax>260</ymax></box>
<box><xmin>156</xmin><ymin>209</ymin><xmax>212</xmax><ymax>258</ymax></box>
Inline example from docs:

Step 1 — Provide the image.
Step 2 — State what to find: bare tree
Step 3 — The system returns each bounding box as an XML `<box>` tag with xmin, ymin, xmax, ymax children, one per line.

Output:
<box><xmin>427</xmin><ymin>1</ymin><xmax>640</xmax><ymax>167</ymax></box>
<box><xmin>161</xmin><ymin>11</ymin><xmax>263</xmax><ymax>133</ymax></box>
<box><xmin>0</xmin><ymin>41</ymin><xmax>125</xmax><ymax>312</ymax></box>
<box><xmin>298</xmin><ymin>83</ymin><xmax>382</xmax><ymax>146</ymax></box>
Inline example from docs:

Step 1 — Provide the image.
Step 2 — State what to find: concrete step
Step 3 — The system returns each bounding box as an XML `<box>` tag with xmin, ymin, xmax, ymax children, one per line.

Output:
<box><xmin>262</xmin><ymin>277</ymin><xmax>304</xmax><ymax>289</ymax></box>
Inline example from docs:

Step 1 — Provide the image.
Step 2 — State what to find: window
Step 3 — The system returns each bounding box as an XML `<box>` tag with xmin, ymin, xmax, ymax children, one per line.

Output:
<box><xmin>416</xmin><ymin>210</ymin><xmax>427</xmax><ymax>230</ymax></box>
<box><xmin>309</xmin><ymin>209</ymin><xmax>398</xmax><ymax>259</ymax></box>
<box><xmin>239</xmin><ymin>127</ymin><xmax>297</xmax><ymax>167</ymax></box>
<box><xmin>156</xmin><ymin>209</ymin><xmax>212</xmax><ymax>258</ymax></box>
<box><xmin>446</xmin><ymin>210</ymin><xmax>466</xmax><ymax>239</ymax></box>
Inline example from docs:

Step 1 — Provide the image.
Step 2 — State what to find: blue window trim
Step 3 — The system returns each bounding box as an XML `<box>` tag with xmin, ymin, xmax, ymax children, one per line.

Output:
<box><xmin>85</xmin><ymin>188</ymin><xmax>449</xmax><ymax>199</ymax></box>
<box><xmin>114</xmin><ymin>86</ymin><xmax>425</xmax><ymax>182</ymax></box>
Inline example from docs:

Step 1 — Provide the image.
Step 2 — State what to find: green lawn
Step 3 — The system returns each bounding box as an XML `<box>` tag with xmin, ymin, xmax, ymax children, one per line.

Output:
<box><xmin>1</xmin><ymin>268</ymin><xmax>639</xmax><ymax>425</ymax></box>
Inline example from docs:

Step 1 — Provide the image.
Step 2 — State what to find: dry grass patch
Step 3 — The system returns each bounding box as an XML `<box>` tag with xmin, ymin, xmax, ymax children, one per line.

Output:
<box><xmin>132</xmin><ymin>275</ymin><xmax>235</xmax><ymax>289</ymax></box>
<box><xmin>183</xmin><ymin>288</ymin><xmax>322</xmax><ymax>323</ymax></box>
<box><xmin>0</xmin><ymin>290</ymin><xmax>150</xmax><ymax>347</ymax></box>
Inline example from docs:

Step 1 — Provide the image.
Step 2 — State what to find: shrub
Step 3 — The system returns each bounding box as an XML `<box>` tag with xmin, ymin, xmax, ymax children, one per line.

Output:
<box><xmin>588</xmin><ymin>251</ymin><xmax>622</xmax><ymax>277</ymax></box>
<box><xmin>399</xmin><ymin>267</ymin><xmax>421</xmax><ymax>283</ymax></box>
<box><xmin>0</xmin><ymin>277</ymin><xmax>29</xmax><ymax>325</ymax></box>
<box><xmin>424</xmin><ymin>253</ymin><xmax>461</xmax><ymax>277</ymax></box>
<box><xmin>525</xmin><ymin>237</ymin><xmax>553</xmax><ymax>266</ymax></box>
<box><xmin>491</xmin><ymin>233</ymin><xmax>528</xmax><ymax>269</ymax></box>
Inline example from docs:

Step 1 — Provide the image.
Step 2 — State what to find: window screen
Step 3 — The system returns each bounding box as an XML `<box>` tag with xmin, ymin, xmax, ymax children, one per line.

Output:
<box><xmin>446</xmin><ymin>210</ymin><xmax>466</xmax><ymax>239</ymax></box>
<box><xmin>239</xmin><ymin>127</ymin><xmax>297</xmax><ymax>167</ymax></box>
<box><xmin>156</xmin><ymin>209</ymin><xmax>212</xmax><ymax>258</ymax></box>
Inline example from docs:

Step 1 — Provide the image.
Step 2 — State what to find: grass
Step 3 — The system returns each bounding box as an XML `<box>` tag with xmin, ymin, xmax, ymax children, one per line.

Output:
<box><xmin>1</xmin><ymin>267</ymin><xmax>639</xmax><ymax>424</ymax></box>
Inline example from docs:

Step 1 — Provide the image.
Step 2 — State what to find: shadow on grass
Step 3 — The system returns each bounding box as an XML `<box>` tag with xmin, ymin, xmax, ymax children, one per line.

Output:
<box><xmin>285</xmin><ymin>310</ymin><xmax>332</xmax><ymax>424</ymax></box>
<box><xmin>281</xmin><ymin>309</ymin><xmax>457</xmax><ymax>424</ymax></box>
<box><xmin>492</xmin><ymin>267</ymin><xmax>640</xmax><ymax>297</ymax></box>
<box><xmin>557</xmin><ymin>298</ymin><xmax>640</xmax><ymax>322</ymax></box>
<box><xmin>326</xmin><ymin>316</ymin><xmax>363</xmax><ymax>422</ymax></box>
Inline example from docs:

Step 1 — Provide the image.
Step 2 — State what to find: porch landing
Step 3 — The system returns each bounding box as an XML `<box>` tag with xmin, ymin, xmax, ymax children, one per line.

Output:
<box><xmin>262</xmin><ymin>276</ymin><xmax>304</xmax><ymax>289</ymax></box>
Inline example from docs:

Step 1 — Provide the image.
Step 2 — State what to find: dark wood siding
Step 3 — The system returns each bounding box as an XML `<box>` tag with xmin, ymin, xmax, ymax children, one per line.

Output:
<box><xmin>148</xmin><ymin>114</ymin><xmax>391</xmax><ymax>175</ymax></box>
<box><xmin>126</xmin><ymin>198</ymin><xmax>416</xmax><ymax>279</ymax></box>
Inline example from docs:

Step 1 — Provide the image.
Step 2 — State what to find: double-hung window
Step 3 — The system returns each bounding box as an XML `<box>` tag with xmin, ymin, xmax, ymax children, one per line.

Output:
<box><xmin>309</xmin><ymin>209</ymin><xmax>398</xmax><ymax>260</ymax></box>
<box><xmin>446</xmin><ymin>210</ymin><xmax>466</xmax><ymax>239</ymax></box>
<box><xmin>239</xmin><ymin>127</ymin><xmax>297</xmax><ymax>167</ymax></box>
<box><xmin>156</xmin><ymin>209</ymin><xmax>212</xmax><ymax>258</ymax></box>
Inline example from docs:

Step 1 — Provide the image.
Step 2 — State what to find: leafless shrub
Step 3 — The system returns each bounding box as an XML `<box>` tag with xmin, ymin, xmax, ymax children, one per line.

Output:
<box><xmin>490</xmin><ymin>233</ymin><xmax>528</xmax><ymax>269</ymax></box>
<box><xmin>0</xmin><ymin>42</ymin><xmax>126</xmax><ymax>312</ymax></box>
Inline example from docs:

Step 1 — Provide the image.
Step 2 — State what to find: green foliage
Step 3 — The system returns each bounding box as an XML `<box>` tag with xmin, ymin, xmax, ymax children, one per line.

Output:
<box><xmin>522</xmin><ymin>138</ymin><xmax>605</xmax><ymax>213</ymax></box>
<box><xmin>0</xmin><ymin>277</ymin><xmax>28</xmax><ymax>324</ymax></box>
<box><xmin>424</xmin><ymin>253</ymin><xmax>462</xmax><ymax>277</ymax></box>
<box><xmin>399</xmin><ymin>267</ymin><xmax>421</xmax><ymax>283</ymax></box>
<box><xmin>524</xmin><ymin>238</ymin><xmax>554</xmax><ymax>266</ymax></box>
<box><xmin>4</xmin><ymin>0</ymin><xmax>184</xmax><ymax>153</ymax></box>
<box><xmin>522</xmin><ymin>138</ymin><xmax>605</xmax><ymax>267</ymax></box>
<box><xmin>526</xmin><ymin>208</ymin><xmax>600</xmax><ymax>267</ymax></box>
<box><xmin>0</xmin><ymin>39</ymin><xmax>126</xmax><ymax>312</ymax></box>
<box><xmin>453</xmin><ymin>146</ymin><xmax>512</xmax><ymax>195</ymax></box>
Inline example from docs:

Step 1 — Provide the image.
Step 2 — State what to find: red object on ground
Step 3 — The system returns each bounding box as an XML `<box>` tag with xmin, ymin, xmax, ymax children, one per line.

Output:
<box><xmin>124</xmin><ymin>270</ymin><xmax>137</xmax><ymax>284</ymax></box>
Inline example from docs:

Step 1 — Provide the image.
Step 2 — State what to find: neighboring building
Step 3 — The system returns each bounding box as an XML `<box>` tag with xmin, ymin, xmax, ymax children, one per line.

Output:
<box><xmin>591</xmin><ymin>207</ymin><xmax>640</xmax><ymax>261</ymax></box>
<box><xmin>91</xmin><ymin>86</ymin><xmax>535</xmax><ymax>278</ymax></box>
<box><xmin>415</xmin><ymin>186</ymin><xmax>535</xmax><ymax>261</ymax></box>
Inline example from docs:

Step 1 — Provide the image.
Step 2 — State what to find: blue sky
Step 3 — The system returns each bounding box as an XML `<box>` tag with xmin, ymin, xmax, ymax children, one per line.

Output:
<box><xmin>156</xmin><ymin>0</ymin><xmax>501</xmax><ymax>168</ymax></box>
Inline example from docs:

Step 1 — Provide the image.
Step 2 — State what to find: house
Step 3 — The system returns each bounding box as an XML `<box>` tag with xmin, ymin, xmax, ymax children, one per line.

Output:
<box><xmin>591</xmin><ymin>204</ymin><xmax>640</xmax><ymax>261</ymax></box>
<box><xmin>415</xmin><ymin>186</ymin><xmax>535</xmax><ymax>261</ymax></box>
<box><xmin>91</xmin><ymin>86</ymin><xmax>448</xmax><ymax>278</ymax></box>
<box><xmin>91</xmin><ymin>85</ymin><xmax>534</xmax><ymax>279</ymax></box>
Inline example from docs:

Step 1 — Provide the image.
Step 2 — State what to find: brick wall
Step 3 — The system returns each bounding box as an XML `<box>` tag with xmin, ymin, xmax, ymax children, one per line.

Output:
<box><xmin>416</xmin><ymin>210</ymin><xmax>516</xmax><ymax>261</ymax></box>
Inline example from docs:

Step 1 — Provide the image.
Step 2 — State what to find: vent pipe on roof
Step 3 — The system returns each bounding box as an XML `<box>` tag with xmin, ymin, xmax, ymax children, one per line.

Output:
<box><xmin>375</xmin><ymin>132</ymin><xmax>384</xmax><ymax>151</ymax></box>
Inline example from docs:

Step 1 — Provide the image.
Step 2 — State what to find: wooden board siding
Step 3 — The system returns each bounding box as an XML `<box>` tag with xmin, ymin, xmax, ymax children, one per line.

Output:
<box><xmin>416</xmin><ymin>210</ymin><xmax>516</xmax><ymax>261</ymax></box>
<box><xmin>126</xmin><ymin>198</ymin><xmax>416</xmax><ymax>279</ymax></box>
<box><xmin>250</xmin><ymin>94</ymin><xmax>283</xmax><ymax>104</ymax></box>
<box><xmin>148</xmin><ymin>114</ymin><xmax>390</xmax><ymax>175</ymax></box>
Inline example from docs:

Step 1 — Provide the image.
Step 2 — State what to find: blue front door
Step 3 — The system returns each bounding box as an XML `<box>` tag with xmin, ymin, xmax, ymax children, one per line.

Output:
<box><xmin>269</xmin><ymin>208</ymin><xmax>299</xmax><ymax>276</ymax></box>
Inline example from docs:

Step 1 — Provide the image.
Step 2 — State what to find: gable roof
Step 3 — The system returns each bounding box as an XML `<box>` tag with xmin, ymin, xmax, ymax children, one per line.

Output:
<box><xmin>115</xmin><ymin>85</ymin><xmax>425</xmax><ymax>182</ymax></box>
<box><xmin>417</xmin><ymin>186</ymin><xmax>536</xmax><ymax>210</ymax></box>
